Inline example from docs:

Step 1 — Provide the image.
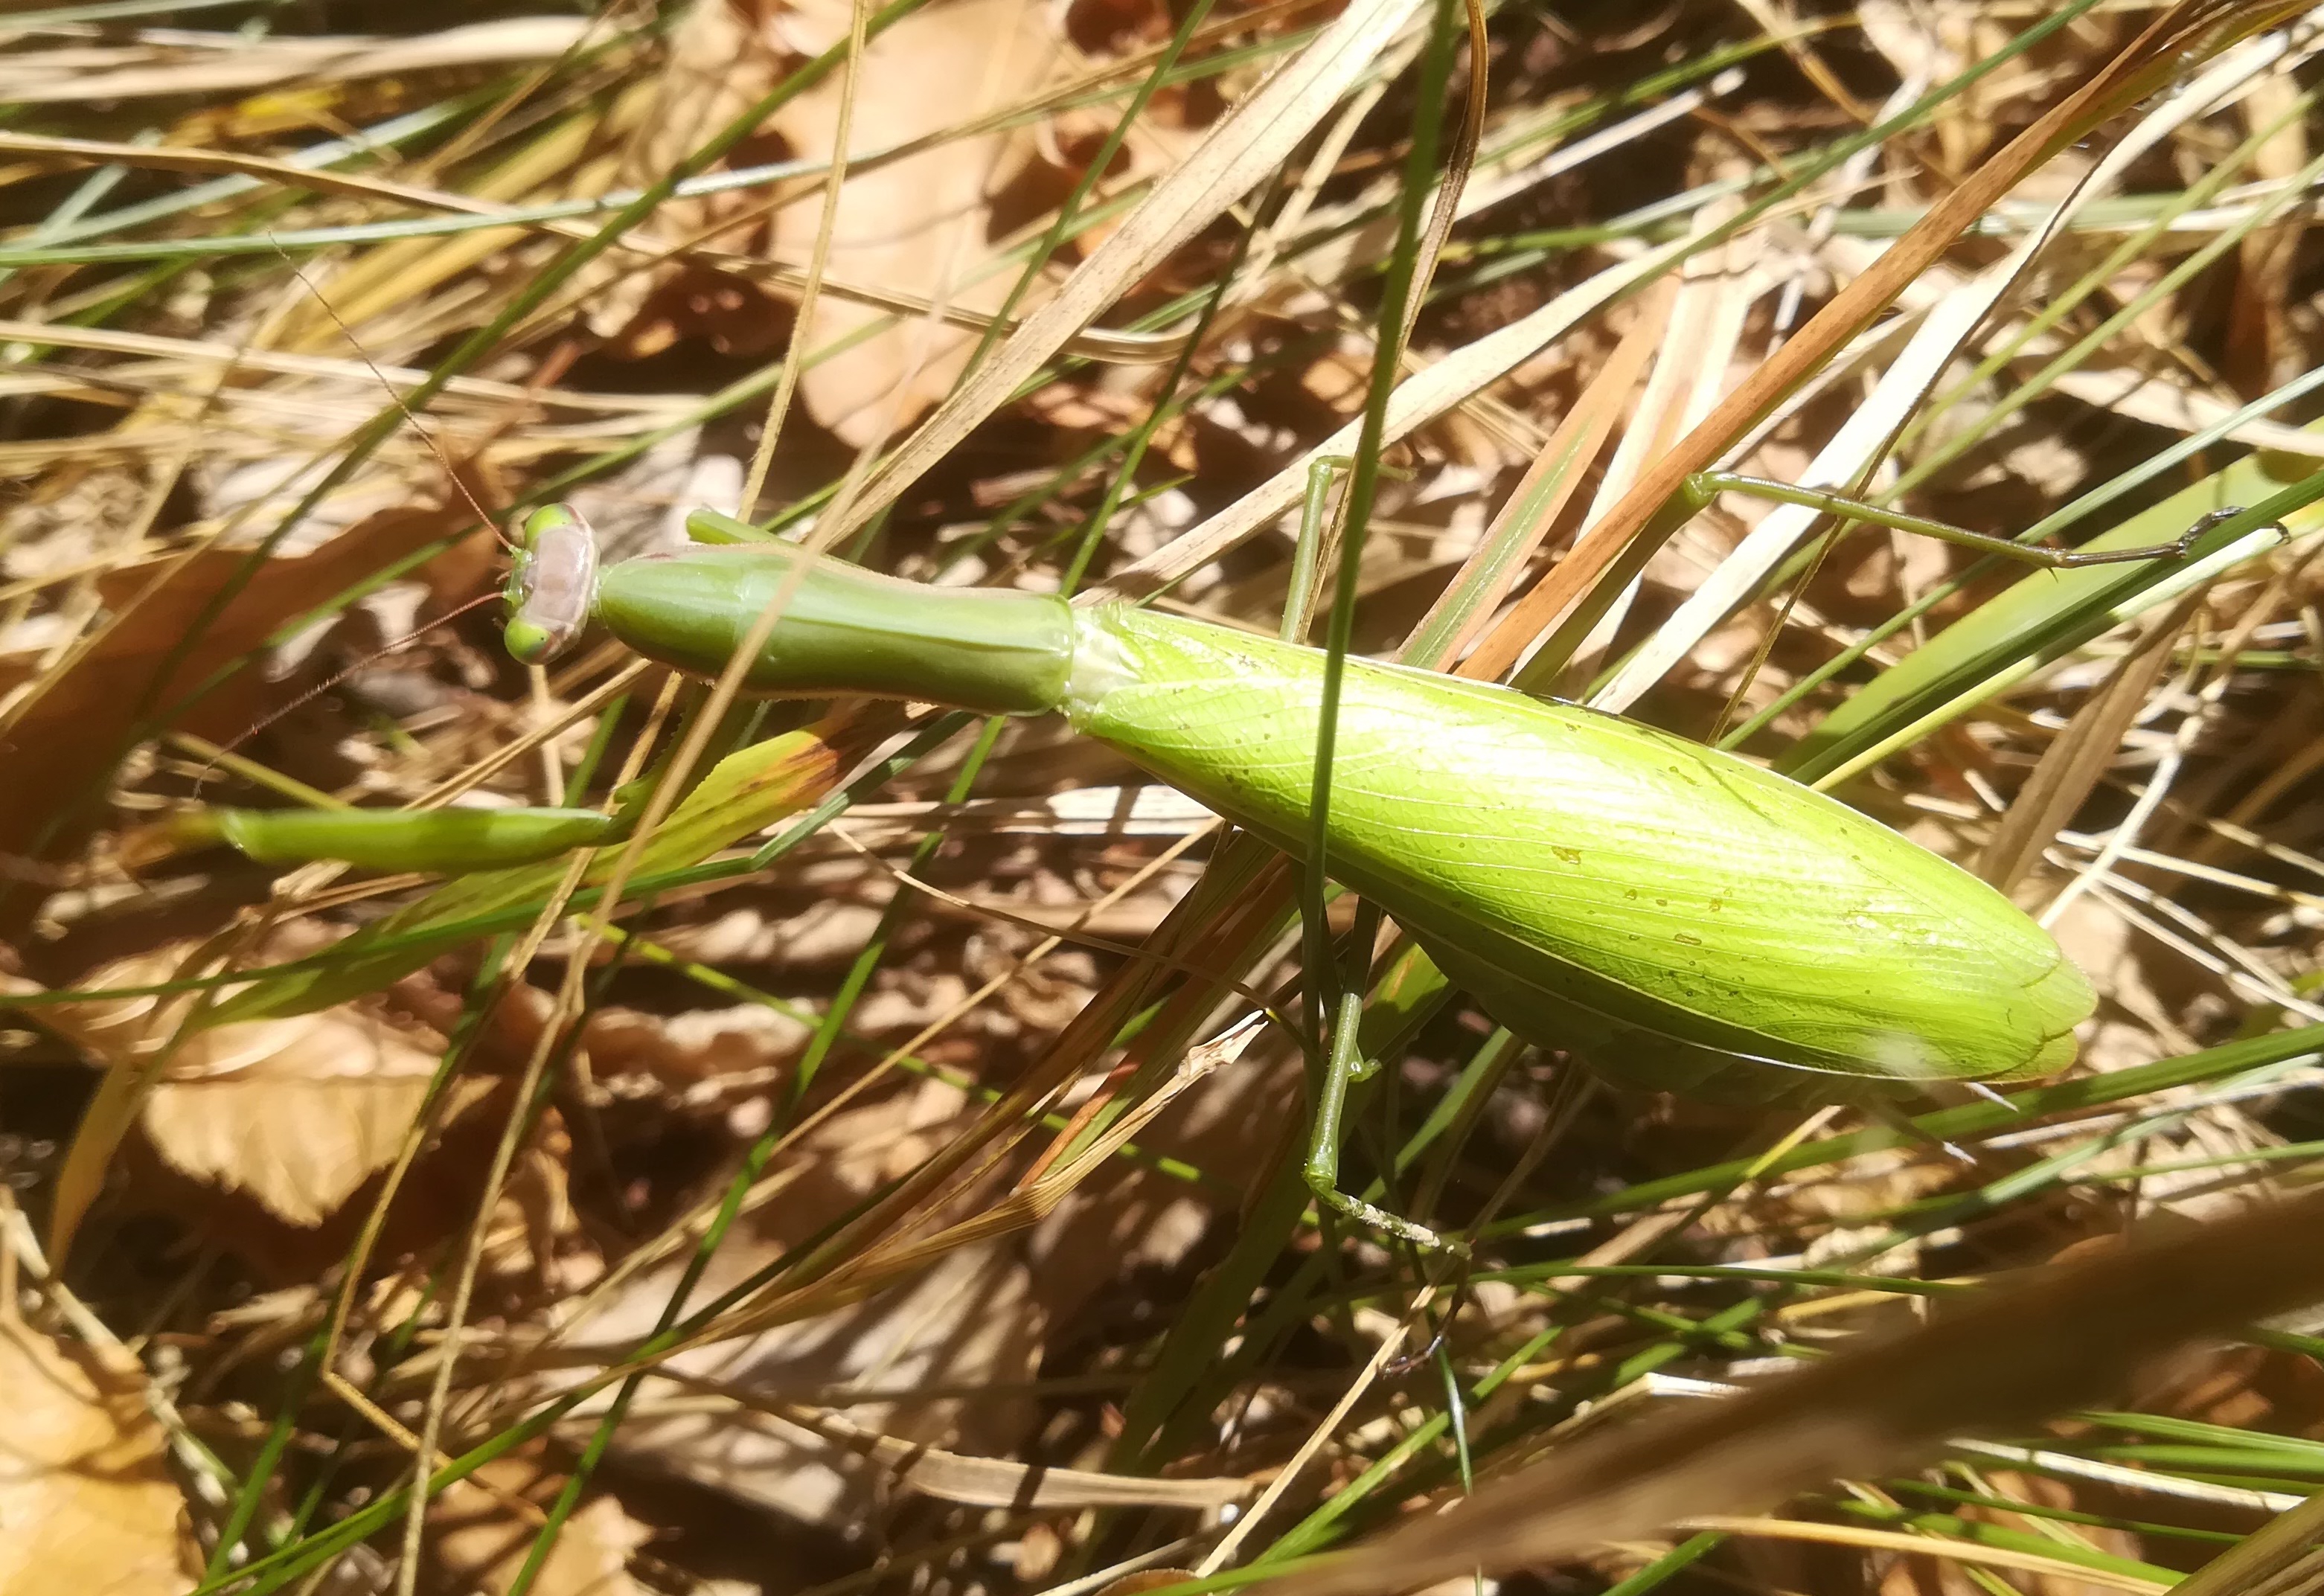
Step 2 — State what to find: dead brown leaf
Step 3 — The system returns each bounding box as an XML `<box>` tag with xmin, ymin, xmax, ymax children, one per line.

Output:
<box><xmin>138</xmin><ymin>1004</ymin><xmax>443</xmax><ymax>1226</ymax></box>
<box><xmin>0</xmin><ymin>1317</ymin><xmax>191</xmax><ymax>1596</ymax></box>
<box><xmin>10</xmin><ymin>937</ymin><xmax>449</xmax><ymax>1255</ymax></box>
<box><xmin>0</xmin><ymin>503</ymin><xmax>468</xmax><ymax>919</ymax></box>
<box><xmin>770</xmin><ymin>0</ymin><xmax>1061</xmax><ymax>445</ymax></box>
<box><xmin>429</xmin><ymin>1452</ymin><xmax>650</xmax><ymax>1596</ymax></box>
<box><xmin>398</xmin><ymin>975</ymin><xmax>813</xmax><ymax>1103</ymax></box>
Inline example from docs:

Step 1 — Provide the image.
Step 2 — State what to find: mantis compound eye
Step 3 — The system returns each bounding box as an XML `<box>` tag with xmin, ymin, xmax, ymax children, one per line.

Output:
<box><xmin>504</xmin><ymin>504</ymin><xmax>599</xmax><ymax>664</ymax></box>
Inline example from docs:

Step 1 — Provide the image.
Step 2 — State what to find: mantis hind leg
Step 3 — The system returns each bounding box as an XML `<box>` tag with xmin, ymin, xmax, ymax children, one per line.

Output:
<box><xmin>1683</xmin><ymin>471</ymin><xmax>2231</xmax><ymax>568</ymax></box>
<box><xmin>1301</xmin><ymin>985</ymin><xmax>1465</xmax><ymax>1254</ymax></box>
<box><xmin>1298</xmin><ymin>975</ymin><xmax>1494</xmax><ymax>1380</ymax></box>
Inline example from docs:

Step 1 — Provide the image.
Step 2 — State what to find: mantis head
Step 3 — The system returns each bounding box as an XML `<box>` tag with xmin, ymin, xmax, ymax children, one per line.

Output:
<box><xmin>503</xmin><ymin>502</ymin><xmax>600</xmax><ymax>665</ymax></box>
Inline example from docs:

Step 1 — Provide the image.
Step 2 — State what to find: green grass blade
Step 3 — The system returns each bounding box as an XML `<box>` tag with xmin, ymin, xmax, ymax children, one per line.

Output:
<box><xmin>1782</xmin><ymin>473</ymin><xmax>2324</xmax><ymax>786</ymax></box>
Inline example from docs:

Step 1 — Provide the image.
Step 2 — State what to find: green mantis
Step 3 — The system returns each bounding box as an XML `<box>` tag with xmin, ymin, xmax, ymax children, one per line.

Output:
<box><xmin>172</xmin><ymin>478</ymin><xmax>2241</xmax><ymax>1120</ymax></box>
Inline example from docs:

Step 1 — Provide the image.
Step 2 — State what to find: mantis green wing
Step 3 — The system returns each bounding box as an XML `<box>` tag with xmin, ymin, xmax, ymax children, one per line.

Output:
<box><xmin>1063</xmin><ymin>607</ymin><xmax>2082</xmax><ymax>1100</ymax></box>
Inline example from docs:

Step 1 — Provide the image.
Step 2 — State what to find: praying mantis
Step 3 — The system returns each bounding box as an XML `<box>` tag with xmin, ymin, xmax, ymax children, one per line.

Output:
<box><xmin>166</xmin><ymin>469</ymin><xmax>2240</xmax><ymax>1142</ymax></box>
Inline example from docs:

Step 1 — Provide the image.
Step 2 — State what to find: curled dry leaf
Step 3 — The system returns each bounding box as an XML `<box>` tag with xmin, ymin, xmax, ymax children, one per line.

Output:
<box><xmin>483</xmin><ymin>1109</ymin><xmax>600</xmax><ymax>1298</ymax></box>
<box><xmin>0</xmin><ymin>1317</ymin><xmax>191</xmax><ymax>1596</ymax></box>
<box><xmin>401</xmin><ymin>978</ymin><xmax>812</xmax><ymax>1102</ymax></box>
<box><xmin>580</xmin><ymin>1003</ymin><xmax>812</xmax><ymax>1097</ymax></box>
<box><xmin>138</xmin><ymin>1007</ymin><xmax>441</xmax><ymax>1227</ymax></box>
<box><xmin>20</xmin><ymin>940</ymin><xmax>444</xmax><ymax>1229</ymax></box>
<box><xmin>0</xmin><ymin>16</ymin><xmax>591</xmax><ymax>103</ymax></box>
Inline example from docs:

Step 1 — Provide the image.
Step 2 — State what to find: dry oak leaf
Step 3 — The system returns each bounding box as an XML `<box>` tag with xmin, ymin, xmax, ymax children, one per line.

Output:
<box><xmin>0</xmin><ymin>1318</ymin><xmax>191</xmax><ymax>1596</ymax></box>
<box><xmin>22</xmin><ymin>940</ymin><xmax>444</xmax><ymax>1228</ymax></box>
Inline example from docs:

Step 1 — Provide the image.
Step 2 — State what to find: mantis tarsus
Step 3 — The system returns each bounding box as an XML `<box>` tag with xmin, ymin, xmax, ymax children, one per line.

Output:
<box><xmin>170</xmin><ymin>468</ymin><xmax>2248</xmax><ymax>1246</ymax></box>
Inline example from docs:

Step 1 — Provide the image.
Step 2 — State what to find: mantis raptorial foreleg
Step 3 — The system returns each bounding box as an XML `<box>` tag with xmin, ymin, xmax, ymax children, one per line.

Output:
<box><xmin>684</xmin><ymin>506</ymin><xmax>784</xmax><ymax>545</ymax></box>
<box><xmin>1683</xmin><ymin>470</ymin><xmax>2228</xmax><ymax>568</ymax></box>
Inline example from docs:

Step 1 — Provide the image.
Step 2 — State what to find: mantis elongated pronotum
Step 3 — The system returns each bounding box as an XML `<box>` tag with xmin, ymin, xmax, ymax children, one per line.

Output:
<box><xmin>167</xmin><ymin>469</ymin><xmax>2250</xmax><ymax>1241</ymax></box>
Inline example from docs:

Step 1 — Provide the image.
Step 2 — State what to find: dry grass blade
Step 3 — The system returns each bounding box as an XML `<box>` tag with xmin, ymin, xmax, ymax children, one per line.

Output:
<box><xmin>1472</xmin><ymin>0</ymin><xmax>2308</xmax><ymax>671</ymax></box>
<box><xmin>0</xmin><ymin>143</ymin><xmax>1184</xmax><ymax>365</ymax></box>
<box><xmin>834</xmin><ymin>0</ymin><xmax>1427</xmax><ymax>542</ymax></box>
<box><xmin>1415</xmin><ymin>281</ymin><xmax>1668</xmax><ymax>670</ymax></box>
<box><xmin>1261</xmin><ymin>1184</ymin><xmax>2324</xmax><ymax>1596</ymax></box>
<box><xmin>0</xmin><ymin>16</ymin><xmax>592</xmax><ymax>102</ymax></box>
<box><xmin>752</xmin><ymin>1404</ymin><xmax>1249</xmax><ymax>1509</ymax></box>
<box><xmin>1592</xmin><ymin>3</ymin><xmax>2324</xmax><ymax>717</ymax></box>
<box><xmin>1978</xmin><ymin>594</ymin><xmax>2200</xmax><ymax>892</ymax></box>
<box><xmin>1590</xmin><ymin>207</ymin><xmax>2076</xmax><ymax>711</ymax></box>
<box><xmin>2169</xmin><ymin>1487</ymin><xmax>2324</xmax><ymax>1596</ymax></box>
<box><xmin>1098</xmin><ymin>243</ymin><xmax>1686</xmax><ymax>600</ymax></box>
<box><xmin>1671</xmin><ymin>1516</ymin><xmax>2170</xmax><ymax>1593</ymax></box>
<box><xmin>668</xmin><ymin>1016</ymin><xmax>1258</xmax><ymax>1347</ymax></box>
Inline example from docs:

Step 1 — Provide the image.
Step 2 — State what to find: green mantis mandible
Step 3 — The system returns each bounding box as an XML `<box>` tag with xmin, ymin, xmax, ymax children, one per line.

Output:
<box><xmin>178</xmin><ymin>472</ymin><xmax>2228</xmax><ymax>1112</ymax></box>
